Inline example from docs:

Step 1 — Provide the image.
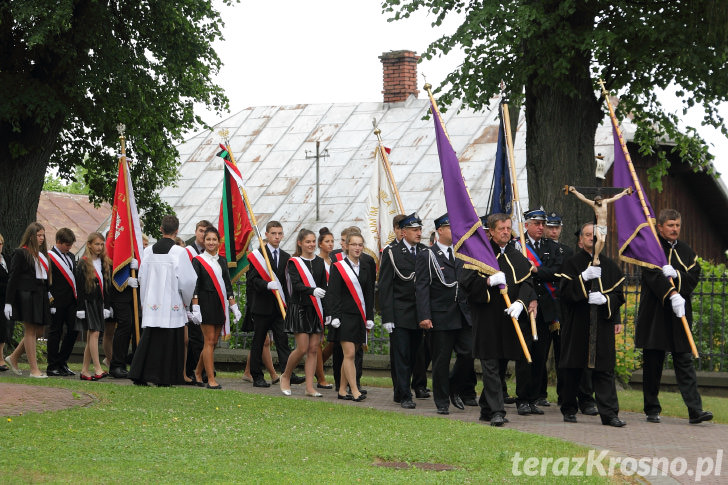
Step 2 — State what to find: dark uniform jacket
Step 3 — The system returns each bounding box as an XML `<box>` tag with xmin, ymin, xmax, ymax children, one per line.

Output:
<box><xmin>459</xmin><ymin>241</ymin><xmax>535</xmax><ymax>360</ymax></box>
<box><xmin>247</xmin><ymin>245</ymin><xmax>291</xmax><ymax>317</ymax></box>
<box><xmin>414</xmin><ymin>244</ymin><xmax>471</xmax><ymax>331</ymax></box>
<box><xmin>635</xmin><ymin>236</ymin><xmax>700</xmax><ymax>353</ymax></box>
<box><xmin>559</xmin><ymin>250</ymin><xmax>625</xmax><ymax>371</ymax></box>
<box><xmin>527</xmin><ymin>237</ymin><xmax>565</xmax><ymax>322</ymax></box>
<box><xmin>378</xmin><ymin>240</ymin><xmax>428</xmax><ymax>329</ymax></box>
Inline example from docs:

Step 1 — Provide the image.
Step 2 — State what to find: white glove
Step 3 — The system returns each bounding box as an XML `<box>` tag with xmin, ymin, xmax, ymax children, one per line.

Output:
<box><xmin>186</xmin><ymin>311</ymin><xmax>195</xmax><ymax>322</ymax></box>
<box><xmin>126</xmin><ymin>277</ymin><xmax>139</xmax><ymax>288</ymax></box>
<box><xmin>383</xmin><ymin>322</ymin><xmax>395</xmax><ymax>334</ymax></box>
<box><xmin>3</xmin><ymin>304</ymin><xmax>12</xmax><ymax>320</ymax></box>
<box><xmin>330</xmin><ymin>318</ymin><xmax>341</xmax><ymax>329</ymax></box>
<box><xmin>505</xmin><ymin>301</ymin><xmax>524</xmax><ymax>319</ymax></box>
<box><xmin>313</xmin><ymin>288</ymin><xmax>326</xmax><ymax>299</ymax></box>
<box><xmin>231</xmin><ymin>303</ymin><xmax>242</xmax><ymax>321</ymax></box>
<box><xmin>662</xmin><ymin>265</ymin><xmax>678</xmax><ymax>279</ymax></box>
<box><xmin>50</xmin><ymin>307</ymin><xmax>57</xmax><ymax>315</ymax></box>
<box><xmin>48</xmin><ymin>292</ymin><xmax>53</xmax><ymax>300</ymax></box>
<box><xmin>488</xmin><ymin>271</ymin><xmax>506</xmax><ymax>287</ymax></box>
<box><xmin>76</xmin><ymin>310</ymin><xmax>86</xmax><ymax>319</ymax></box>
<box><xmin>191</xmin><ymin>304</ymin><xmax>202</xmax><ymax>325</ymax></box>
<box><xmin>588</xmin><ymin>292</ymin><xmax>607</xmax><ymax>305</ymax></box>
<box><xmin>670</xmin><ymin>293</ymin><xmax>686</xmax><ymax>318</ymax></box>
<box><xmin>130</xmin><ymin>258</ymin><xmax>139</xmax><ymax>270</ymax></box>
<box><xmin>325</xmin><ymin>316</ymin><xmax>331</xmax><ymax>326</ymax></box>
<box><xmin>103</xmin><ymin>308</ymin><xmax>113</xmax><ymax>319</ymax></box>
<box><xmin>581</xmin><ymin>266</ymin><xmax>602</xmax><ymax>281</ymax></box>
<box><xmin>365</xmin><ymin>320</ymin><xmax>374</xmax><ymax>330</ymax></box>
<box><xmin>267</xmin><ymin>281</ymin><xmax>281</xmax><ymax>291</ymax></box>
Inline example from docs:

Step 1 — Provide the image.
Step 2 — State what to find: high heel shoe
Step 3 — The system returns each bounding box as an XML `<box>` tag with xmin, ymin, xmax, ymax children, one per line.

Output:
<box><xmin>337</xmin><ymin>393</ymin><xmax>353</xmax><ymax>400</ymax></box>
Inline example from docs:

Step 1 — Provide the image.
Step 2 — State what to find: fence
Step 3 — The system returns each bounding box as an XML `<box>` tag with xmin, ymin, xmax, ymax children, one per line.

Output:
<box><xmin>230</xmin><ymin>264</ymin><xmax>728</xmax><ymax>378</ymax></box>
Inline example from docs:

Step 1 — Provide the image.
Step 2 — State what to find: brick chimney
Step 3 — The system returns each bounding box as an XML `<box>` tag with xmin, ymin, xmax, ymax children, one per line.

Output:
<box><xmin>379</xmin><ymin>50</ymin><xmax>420</xmax><ymax>103</ymax></box>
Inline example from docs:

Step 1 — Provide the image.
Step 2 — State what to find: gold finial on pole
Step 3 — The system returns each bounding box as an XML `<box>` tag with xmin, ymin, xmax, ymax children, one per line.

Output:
<box><xmin>218</xmin><ymin>128</ymin><xmax>230</xmax><ymax>144</ymax></box>
<box><xmin>117</xmin><ymin>124</ymin><xmax>127</xmax><ymax>156</ymax></box>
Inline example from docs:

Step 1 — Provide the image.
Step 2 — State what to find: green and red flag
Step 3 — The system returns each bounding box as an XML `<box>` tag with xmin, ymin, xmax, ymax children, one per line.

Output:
<box><xmin>216</xmin><ymin>144</ymin><xmax>254</xmax><ymax>282</ymax></box>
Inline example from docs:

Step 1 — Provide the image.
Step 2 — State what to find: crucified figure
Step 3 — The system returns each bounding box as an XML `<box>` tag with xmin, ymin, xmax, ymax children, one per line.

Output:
<box><xmin>568</xmin><ymin>185</ymin><xmax>632</xmax><ymax>265</ymax></box>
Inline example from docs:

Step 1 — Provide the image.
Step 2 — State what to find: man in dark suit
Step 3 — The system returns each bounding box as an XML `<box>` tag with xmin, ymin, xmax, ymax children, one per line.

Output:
<box><xmin>47</xmin><ymin>228</ymin><xmax>78</xmax><ymax>376</ymax></box>
<box><xmin>247</xmin><ymin>221</ymin><xmax>300</xmax><ymax>387</ymax></box>
<box><xmin>379</xmin><ymin>213</ymin><xmax>428</xmax><ymax>409</ymax></box>
<box><xmin>415</xmin><ymin>213</ymin><xmax>475</xmax><ymax>415</ymax></box>
<box><xmin>522</xmin><ymin>207</ymin><xmax>565</xmax><ymax>415</ymax></box>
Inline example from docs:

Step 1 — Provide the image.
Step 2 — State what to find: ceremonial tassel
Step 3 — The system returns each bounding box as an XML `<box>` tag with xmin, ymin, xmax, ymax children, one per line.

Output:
<box><xmin>598</xmin><ymin>79</ymin><xmax>698</xmax><ymax>358</ymax></box>
<box><xmin>373</xmin><ymin>127</ymin><xmax>405</xmax><ymax>214</ymax></box>
<box><xmin>222</xmin><ymin>141</ymin><xmax>286</xmax><ymax>320</ymax></box>
<box><xmin>424</xmin><ymin>83</ymin><xmax>531</xmax><ymax>363</ymax></box>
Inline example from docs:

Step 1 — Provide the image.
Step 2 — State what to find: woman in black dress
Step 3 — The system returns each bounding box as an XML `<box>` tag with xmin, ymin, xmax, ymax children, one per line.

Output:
<box><xmin>327</xmin><ymin>233</ymin><xmax>375</xmax><ymax>402</ymax></box>
<box><xmin>75</xmin><ymin>232</ymin><xmax>112</xmax><ymax>381</ymax></box>
<box><xmin>0</xmin><ymin>233</ymin><xmax>11</xmax><ymax>372</ymax></box>
<box><xmin>280</xmin><ymin>229</ymin><xmax>327</xmax><ymax>397</ymax></box>
<box><xmin>4</xmin><ymin>222</ymin><xmax>52</xmax><ymax>378</ymax></box>
<box><xmin>190</xmin><ymin>227</ymin><xmax>239</xmax><ymax>389</ymax></box>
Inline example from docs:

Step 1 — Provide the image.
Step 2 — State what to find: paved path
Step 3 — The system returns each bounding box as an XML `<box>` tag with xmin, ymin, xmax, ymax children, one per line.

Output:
<box><xmin>2</xmin><ymin>374</ymin><xmax>724</xmax><ymax>483</ymax></box>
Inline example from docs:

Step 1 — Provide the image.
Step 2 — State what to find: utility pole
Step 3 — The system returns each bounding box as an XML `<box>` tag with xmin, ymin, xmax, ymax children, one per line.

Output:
<box><xmin>304</xmin><ymin>141</ymin><xmax>329</xmax><ymax>220</ymax></box>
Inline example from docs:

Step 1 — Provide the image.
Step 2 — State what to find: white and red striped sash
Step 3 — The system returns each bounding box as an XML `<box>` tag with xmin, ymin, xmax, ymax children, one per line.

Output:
<box><xmin>333</xmin><ymin>260</ymin><xmax>366</xmax><ymax>324</ymax></box>
<box><xmin>194</xmin><ymin>254</ymin><xmax>230</xmax><ymax>338</ymax></box>
<box><xmin>48</xmin><ymin>251</ymin><xmax>76</xmax><ymax>298</ymax></box>
<box><xmin>290</xmin><ymin>257</ymin><xmax>324</xmax><ymax>327</ymax></box>
<box><xmin>247</xmin><ymin>249</ymin><xmax>287</xmax><ymax>306</ymax></box>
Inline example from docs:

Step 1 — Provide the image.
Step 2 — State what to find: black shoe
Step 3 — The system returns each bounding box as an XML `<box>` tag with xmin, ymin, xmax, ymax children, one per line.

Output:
<box><xmin>536</xmin><ymin>398</ymin><xmax>551</xmax><ymax>407</ymax></box>
<box><xmin>290</xmin><ymin>374</ymin><xmax>305</xmax><ymax>385</ymax></box>
<box><xmin>449</xmin><ymin>393</ymin><xmax>465</xmax><ymax>410</ymax></box>
<box><xmin>462</xmin><ymin>397</ymin><xmax>479</xmax><ymax>407</ymax></box>
<box><xmin>603</xmin><ymin>417</ymin><xmax>626</xmax><ymax>427</ymax></box>
<box><xmin>338</xmin><ymin>393</ymin><xmax>353</xmax><ymax>400</ymax></box>
<box><xmin>133</xmin><ymin>380</ymin><xmax>148</xmax><ymax>386</ymax></box>
<box><xmin>414</xmin><ymin>388</ymin><xmax>430</xmax><ymax>399</ymax></box>
<box><xmin>503</xmin><ymin>395</ymin><xmax>516</xmax><ymax>405</ymax></box>
<box><xmin>46</xmin><ymin>368</ymin><xmax>63</xmax><ymax>377</ymax></box>
<box><xmin>563</xmin><ymin>414</ymin><xmax>577</xmax><ymax>423</ymax></box>
<box><xmin>253</xmin><ymin>379</ymin><xmax>270</xmax><ymax>388</ymax></box>
<box><xmin>317</xmin><ymin>383</ymin><xmax>333</xmax><ymax>389</ymax></box>
<box><xmin>491</xmin><ymin>414</ymin><xmax>508</xmax><ymax>427</ymax></box>
<box><xmin>110</xmin><ymin>367</ymin><xmax>129</xmax><ymax>379</ymax></box>
<box><xmin>646</xmin><ymin>414</ymin><xmax>661</xmax><ymax>423</ymax></box>
<box><xmin>517</xmin><ymin>403</ymin><xmax>531</xmax><ymax>415</ymax></box>
<box><xmin>528</xmin><ymin>403</ymin><xmax>544</xmax><ymax>415</ymax></box>
<box><xmin>393</xmin><ymin>396</ymin><xmax>401</xmax><ymax>403</ymax></box>
<box><xmin>206</xmin><ymin>383</ymin><xmax>222</xmax><ymax>390</ymax></box>
<box><xmin>62</xmin><ymin>365</ymin><xmax>76</xmax><ymax>376</ymax></box>
<box><xmin>352</xmin><ymin>394</ymin><xmax>367</xmax><ymax>402</ymax></box>
<box><xmin>581</xmin><ymin>405</ymin><xmax>598</xmax><ymax>416</ymax></box>
<box><xmin>689</xmin><ymin>410</ymin><xmax>713</xmax><ymax>424</ymax></box>
<box><xmin>401</xmin><ymin>400</ymin><xmax>416</xmax><ymax>409</ymax></box>
<box><xmin>436</xmin><ymin>406</ymin><xmax>449</xmax><ymax>415</ymax></box>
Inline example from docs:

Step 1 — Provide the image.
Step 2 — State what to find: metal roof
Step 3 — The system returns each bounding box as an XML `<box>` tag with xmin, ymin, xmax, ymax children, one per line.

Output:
<box><xmin>163</xmin><ymin>95</ymin><xmax>634</xmax><ymax>251</ymax></box>
<box><xmin>37</xmin><ymin>191</ymin><xmax>112</xmax><ymax>254</ymax></box>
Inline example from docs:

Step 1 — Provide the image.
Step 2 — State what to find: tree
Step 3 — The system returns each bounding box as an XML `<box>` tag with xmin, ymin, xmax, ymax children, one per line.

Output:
<box><xmin>43</xmin><ymin>166</ymin><xmax>90</xmax><ymax>195</ymax></box>
<box><xmin>0</xmin><ymin>1</ymin><xmax>232</xmax><ymax>247</ymax></box>
<box><xmin>383</xmin><ymin>0</ymin><xmax>728</xmax><ymax>239</ymax></box>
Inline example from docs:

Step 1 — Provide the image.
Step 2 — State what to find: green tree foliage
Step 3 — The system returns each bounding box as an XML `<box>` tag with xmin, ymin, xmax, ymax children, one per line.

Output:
<box><xmin>43</xmin><ymin>167</ymin><xmax>90</xmax><ymax>195</ymax></box>
<box><xmin>383</xmin><ymin>0</ymin><xmax>728</xmax><ymax>236</ymax></box>
<box><xmin>0</xmin><ymin>1</ymin><xmax>234</xmax><ymax>245</ymax></box>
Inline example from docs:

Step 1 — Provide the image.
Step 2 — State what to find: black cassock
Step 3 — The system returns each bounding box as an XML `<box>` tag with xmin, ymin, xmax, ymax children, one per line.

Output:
<box><xmin>558</xmin><ymin>250</ymin><xmax>625</xmax><ymax>371</ymax></box>
<box><xmin>459</xmin><ymin>242</ymin><xmax>535</xmax><ymax>361</ymax></box>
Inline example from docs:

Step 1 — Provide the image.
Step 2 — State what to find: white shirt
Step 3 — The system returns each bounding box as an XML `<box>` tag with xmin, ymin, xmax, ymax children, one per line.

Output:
<box><xmin>201</xmin><ymin>251</ymin><xmax>221</xmax><ymax>273</ymax></box>
<box><xmin>345</xmin><ymin>257</ymin><xmax>360</xmax><ymax>276</ymax></box>
<box><xmin>402</xmin><ymin>239</ymin><xmax>417</xmax><ymax>255</ymax></box>
<box><xmin>435</xmin><ymin>241</ymin><xmax>453</xmax><ymax>257</ymax></box>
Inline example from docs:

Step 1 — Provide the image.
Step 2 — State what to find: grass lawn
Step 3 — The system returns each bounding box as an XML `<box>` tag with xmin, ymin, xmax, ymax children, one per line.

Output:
<box><xmin>0</xmin><ymin>376</ymin><xmax>616</xmax><ymax>484</ymax></box>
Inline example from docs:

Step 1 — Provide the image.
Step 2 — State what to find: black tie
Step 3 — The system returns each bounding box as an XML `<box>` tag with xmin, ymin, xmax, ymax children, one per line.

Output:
<box><xmin>410</xmin><ymin>246</ymin><xmax>416</xmax><ymax>257</ymax></box>
<box><xmin>273</xmin><ymin>249</ymin><xmax>278</xmax><ymax>268</ymax></box>
<box><xmin>447</xmin><ymin>247</ymin><xmax>454</xmax><ymax>263</ymax></box>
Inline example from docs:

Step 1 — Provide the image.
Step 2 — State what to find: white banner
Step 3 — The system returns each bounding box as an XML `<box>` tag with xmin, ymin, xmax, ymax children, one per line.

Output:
<box><xmin>363</xmin><ymin>146</ymin><xmax>400</xmax><ymax>259</ymax></box>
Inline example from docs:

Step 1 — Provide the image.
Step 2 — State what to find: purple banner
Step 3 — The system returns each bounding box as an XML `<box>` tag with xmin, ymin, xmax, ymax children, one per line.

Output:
<box><xmin>612</xmin><ymin>125</ymin><xmax>667</xmax><ymax>269</ymax></box>
<box><xmin>430</xmin><ymin>100</ymin><xmax>500</xmax><ymax>275</ymax></box>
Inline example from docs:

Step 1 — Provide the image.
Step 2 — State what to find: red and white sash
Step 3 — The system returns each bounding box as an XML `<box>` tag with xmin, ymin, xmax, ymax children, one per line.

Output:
<box><xmin>334</xmin><ymin>259</ymin><xmax>366</xmax><ymax>324</ymax></box>
<box><xmin>48</xmin><ymin>251</ymin><xmax>77</xmax><ymax>298</ymax></box>
<box><xmin>333</xmin><ymin>251</ymin><xmax>344</xmax><ymax>262</ymax></box>
<box><xmin>248</xmin><ymin>249</ymin><xmax>287</xmax><ymax>306</ymax></box>
<box><xmin>194</xmin><ymin>254</ymin><xmax>230</xmax><ymax>338</ymax></box>
<box><xmin>24</xmin><ymin>247</ymin><xmax>49</xmax><ymax>279</ymax></box>
<box><xmin>185</xmin><ymin>246</ymin><xmax>197</xmax><ymax>262</ymax></box>
<box><xmin>290</xmin><ymin>257</ymin><xmax>324</xmax><ymax>327</ymax></box>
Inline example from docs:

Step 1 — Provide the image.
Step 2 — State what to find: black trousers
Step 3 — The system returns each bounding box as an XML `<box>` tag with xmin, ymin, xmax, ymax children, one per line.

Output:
<box><xmin>186</xmin><ymin>322</ymin><xmax>204</xmax><ymax>378</ymax></box>
<box><xmin>478</xmin><ymin>358</ymin><xmax>505</xmax><ymax>418</ymax></box>
<box><xmin>529</xmin><ymin>314</ymin><xmax>551</xmax><ymax>402</ymax></box>
<box><xmin>451</xmin><ymin>352</ymin><xmax>477</xmax><ymax>401</ymax></box>
<box><xmin>642</xmin><ymin>348</ymin><xmax>703</xmax><ymax>417</ymax></box>
<box><xmin>47</xmin><ymin>303</ymin><xmax>78</xmax><ymax>370</ymax></box>
<box><xmin>514</xmin><ymin>359</ymin><xmax>534</xmax><ymax>405</ymax></box>
<box><xmin>249</xmin><ymin>313</ymin><xmax>291</xmax><ymax>380</ymax></box>
<box><xmin>390</xmin><ymin>326</ymin><xmax>422</xmax><ymax>402</ymax></box>
<box><xmin>560</xmin><ymin>367</ymin><xmax>619</xmax><ymax>422</ymax></box>
<box><xmin>429</xmin><ymin>327</ymin><xmax>471</xmax><ymax>409</ymax></box>
<box><xmin>544</xmin><ymin>329</ymin><xmax>563</xmax><ymax>400</ymax></box>
<box><xmin>411</xmin><ymin>331</ymin><xmax>430</xmax><ymax>390</ymax></box>
<box><xmin>577</xmin><ymin>369</ymin><xmax>597</xmax><ymax>410</ymax></box>
<box><xmin>110</xmin><ymin>300</ymin><xmax>138</xmax><ymax>370</ymax></box>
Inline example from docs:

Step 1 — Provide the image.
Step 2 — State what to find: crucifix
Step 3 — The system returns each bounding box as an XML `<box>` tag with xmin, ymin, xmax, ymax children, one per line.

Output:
<box><xmin>564</xmin><ymin>155</ymin><xmax>632</xmax><ymax>367</ymax></box>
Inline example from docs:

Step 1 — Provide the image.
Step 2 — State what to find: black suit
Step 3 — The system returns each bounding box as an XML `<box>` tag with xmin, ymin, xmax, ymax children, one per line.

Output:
<box><xmin>109</xmin><ymin>283</ymin><xmax>139</xmax><ymax>371</ymax></box>
<box><xmin>379</xmin><ymin>240</ymin><xmax>427</xmax><ymax>402</ymax></box>
<box><xmin>415</xmin><ymin>244</ymin><xmax>475</xmax><ymax>409</ymax></box>
<box><xmin>247</xmin><ymin>245</ymin><xmax>292</xmax><ymax>380</ymax></box>
<box><xmin>47</xmin><ymin>247</ymin><xmax>79</xmax><ymax>371</ymax></box>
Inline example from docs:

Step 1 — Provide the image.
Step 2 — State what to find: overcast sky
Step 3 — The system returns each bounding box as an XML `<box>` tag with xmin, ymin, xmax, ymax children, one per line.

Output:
<box><xmin>195</xmin><ymin>1</ymin><xmax>727</xmax><ymax>181</ymax></box>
